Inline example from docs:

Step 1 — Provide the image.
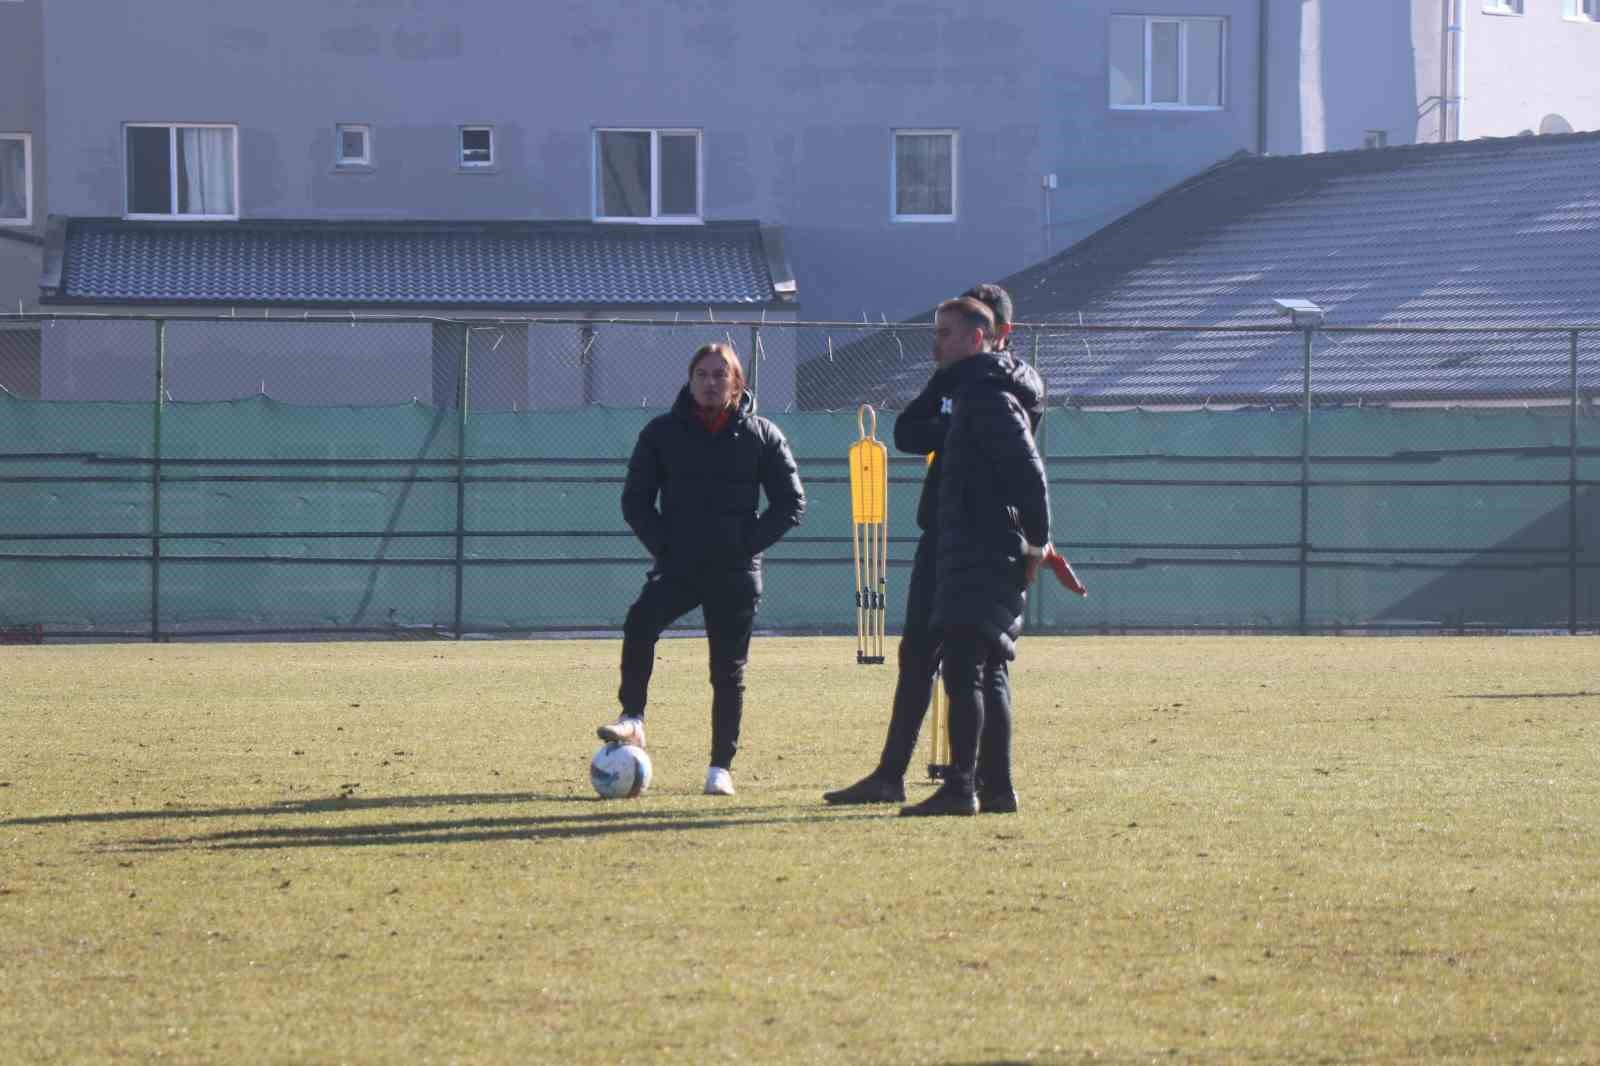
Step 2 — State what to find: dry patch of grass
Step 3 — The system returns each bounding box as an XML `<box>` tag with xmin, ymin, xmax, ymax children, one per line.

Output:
<box><xmin>3</xmin><ymin>636</ymin><xmax>1599</xmax><ymax>1064</ymax></box>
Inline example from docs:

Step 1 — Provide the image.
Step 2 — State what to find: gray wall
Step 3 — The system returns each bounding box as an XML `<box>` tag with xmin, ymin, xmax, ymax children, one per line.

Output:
<box><xmin>1</xmin><ymin>0</ymin><xmax>44</xmax><ymax>314</ymax></box>
<box><xmin>39</xmin><ymin>0</ymin><xmax>1265</xmax><ymax>325</ymax></box>
<box><xmin>1281</xmin><ymin>0</ymin><xmax>1600</xmax><ymax>154</ymax></box>
<box><xmin>1459</xmin><ymin>1</ymin><xmax>1600</xmax><ymax>139</ymax></box>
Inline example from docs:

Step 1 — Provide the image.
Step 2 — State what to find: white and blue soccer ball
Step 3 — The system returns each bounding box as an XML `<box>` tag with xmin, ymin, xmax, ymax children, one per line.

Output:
<box><xmin>590</xmin><ymin>742</ymin><xmax>653</xmax><ymax>799</ymax></box>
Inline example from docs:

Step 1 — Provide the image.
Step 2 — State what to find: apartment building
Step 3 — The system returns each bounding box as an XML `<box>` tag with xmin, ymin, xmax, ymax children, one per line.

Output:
<box><xmin>3</xmin><ymin>1</ymin><xmax>1598</xmax><ymax>402</ymax></box>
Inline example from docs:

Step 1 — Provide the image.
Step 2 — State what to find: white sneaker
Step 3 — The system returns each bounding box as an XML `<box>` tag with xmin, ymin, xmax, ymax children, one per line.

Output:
<box><xmin>597</xmin><ymin>715</ymin><xmax>646</xmax><ymax>748</ymax></box>
<box><xmin>703</xmin><ymin>766</ymin><xmax>735</xmax><ymax>796</ymax></box>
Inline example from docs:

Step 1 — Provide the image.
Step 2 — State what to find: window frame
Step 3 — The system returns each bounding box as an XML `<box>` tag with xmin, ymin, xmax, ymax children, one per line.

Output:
<box><xmin>335</xmin><ymin>123</ymin><xmax>373</xmax><ymax>168</ymax></box>
<box><xmin>890</xmin><ymin>128</ymin><xmax>959</xmax><ymax>224</ymax></box>
<box><xmin>1564</xmin><ymin>0</ymin><xmax>1599</xmax><ymax>21</ymax></box>
<box><xmin>592</xmin><ymin>127</ymin><xmax>704</xmax><ymax>225</ymax></box>
<box><xmin>459</xmin><ymin>125</ymin><xmax>494</xmax><ymax>169</ymax></box>
<box><xmin>123</xmin><ymin>122</ymin><xmax>240</xmax><ymax>221</ymax></box>
<box><xmin>1109</xmin><ymin>15</ymin><xmax>1228</xmax><ymax>111</ymax></box>
<box><xmin>0</xmin><ymin>132</ymin><xmax>31</xmax><ymax>227</ymax></box>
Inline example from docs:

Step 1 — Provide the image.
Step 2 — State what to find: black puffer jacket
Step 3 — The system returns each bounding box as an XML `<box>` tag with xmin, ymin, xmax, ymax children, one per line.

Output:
<box><xmin>931</xmin><ymin>353</ymin><xmax>1050</xmax><ymax>658</ymax></box>
<box><xmin>621</xmin><ymin>386</ymin><xmax>805</xmax><ymax>575</ymax></box>
<box><xmin>897</xmin><ymin>357</ymin><xmax>1045</xmax><ymax>533</ymax></box>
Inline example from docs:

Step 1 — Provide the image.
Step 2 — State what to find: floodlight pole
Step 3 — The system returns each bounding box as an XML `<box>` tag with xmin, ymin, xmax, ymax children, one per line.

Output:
<box><xmin>1273</xmin><ymin>299</ymin><xmax>1325</xmax><ymax>635</ymax></box>
<box><xmin>1299</xmin><ymin>323</ymin><xmax>1312</xmax><ymax>636</ymax></box>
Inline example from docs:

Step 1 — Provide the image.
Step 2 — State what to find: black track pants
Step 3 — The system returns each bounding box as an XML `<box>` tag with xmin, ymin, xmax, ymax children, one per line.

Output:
<box><xmin>618</xmin><ymin>568</ymin><xmax>759</xmax><ymax>770</ymax></box>
<box><xmin>939</xmin><ymin>624</ymin><xmax>1014</xmax><ymax>796</ymax></box>
<box><xmin>874</xmin><ymin>535</ymin><xmax>1011</xmax><ymax>783</ymax></box>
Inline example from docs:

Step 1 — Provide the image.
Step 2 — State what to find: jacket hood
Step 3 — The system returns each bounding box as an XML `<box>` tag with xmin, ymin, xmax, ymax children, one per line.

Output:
<box><xmin>954</xmin><ymin>352</ymin><xmax>1046</xmax><ymax>419</ymax></box>
<box><xmin>671</xmin><ymin>385</ymin><xmax>757</xmax><ymax>422</ymax></box>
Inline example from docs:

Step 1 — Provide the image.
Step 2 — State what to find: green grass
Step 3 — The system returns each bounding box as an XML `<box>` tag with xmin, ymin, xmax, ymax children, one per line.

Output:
<box><xmin>3</xmin><ymin>636</ymin><xmax>1599</xmax><ymax>1065</ymax></box>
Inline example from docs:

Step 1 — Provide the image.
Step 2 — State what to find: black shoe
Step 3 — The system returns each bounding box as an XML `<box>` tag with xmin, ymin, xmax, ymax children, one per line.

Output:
<box><xmin>899</xmin><ymin>785</ymin><xmax>979</xmax><ymax>817</ymax></box>
<box><xmin>823</xmin><ymin>774</ymin><xmax>905</xmax><ymax>805</ymax></box>
<box><xmin>978</xmin><ymin>789</ymin><xmax>1019</xmax><ymax>814</ymax></box>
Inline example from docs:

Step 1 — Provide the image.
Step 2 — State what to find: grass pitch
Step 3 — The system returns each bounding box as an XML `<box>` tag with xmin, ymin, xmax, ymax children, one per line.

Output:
<box><xmin>3</xmin><ymin>635</ymin><xmax>1599</xmax><ymax>1065</ymax></box>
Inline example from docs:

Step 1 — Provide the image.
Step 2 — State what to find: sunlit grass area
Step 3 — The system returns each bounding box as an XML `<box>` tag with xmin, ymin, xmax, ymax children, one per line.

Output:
<box><xmin>4</xmin><ymin>636</ymin><xmax>1598</xmax><ymax>1064</ymax></box>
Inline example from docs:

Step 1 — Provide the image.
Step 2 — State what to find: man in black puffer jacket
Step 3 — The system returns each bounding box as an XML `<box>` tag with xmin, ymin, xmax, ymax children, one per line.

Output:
<box><xmin>597</xmin><ymin>343</ymin><xmax>805</xmax><ymax>797</ymax></box>
<box><xmin>824</xmin><ymin>284</ymin><xmax>1042</xmax><ymax>810</ymax></box>
<box><xmin>901</xmin><ymin>297</ymin><xmax>1052</xmax><ymax>817</ymax></box>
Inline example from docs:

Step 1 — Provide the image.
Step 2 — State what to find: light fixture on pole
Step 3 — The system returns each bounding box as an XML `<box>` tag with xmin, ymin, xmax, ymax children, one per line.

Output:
<box><xmin>1272</xmin><ymin>298</ymin><xmax>1325</xmax><ymax>635</ymax></box>
<box><xmin>1272</xmin><ymin>298</ymin><xmax>1325</xmax><ymax>329</ymax></box>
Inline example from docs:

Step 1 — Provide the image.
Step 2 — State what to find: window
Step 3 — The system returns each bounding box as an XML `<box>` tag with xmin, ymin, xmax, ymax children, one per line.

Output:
<box><xmin>1363</xmin><ymin>129</ymin><xmax>1389</xmax><ymax>149</ymax></box>
<box><xmin>892</xmin><ymin>130</ymin><xmax>957</xmax><ymax>221</ymax></box>
<box><xmin>594</xmin><ymin>129</ymin><xmax>702</xmax><ymax>222</ymax></box>
<box><xmin>460</xmin><ymin>126</ymin><xmax>493</xmax><ymax>167</ymax></box>
<box><xmin>1565</xmin><ymin>0</ymin><xmax>1599</xmax><ymax>19</ymax></box>
<box><xmin>336</xmin><ymin>124</ymin><xmax>371</xmax><ymax>167</ymax></box>
<box><xmin>0</xmin><ymin>133</ymin><xmax>30</xmax><ymax>225</ymax></box>
<box><xmin>125</xmin><ymin>123</ymin><xmax>238</xmax><ymax>219</ymax></box>
<box><xmin>1483</xmin><ymin>1</ymin><xmax>1523</xmax><ymax>14</ymax></box>
<box><xmin>1110</xmin><ymin>15</ymin><xmax>1226</xmax><ymax>109</ymax></box>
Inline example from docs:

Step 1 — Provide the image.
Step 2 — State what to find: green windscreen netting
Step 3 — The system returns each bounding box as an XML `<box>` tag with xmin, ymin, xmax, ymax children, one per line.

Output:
<box><xmin>1</xmin><ymin>393</ymin><xmax>1594</xmax><ymax>637</ymax></box>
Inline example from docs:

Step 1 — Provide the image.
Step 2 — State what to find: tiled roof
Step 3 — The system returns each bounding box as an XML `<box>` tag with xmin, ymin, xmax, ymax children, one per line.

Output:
<box><xmin>44</xmin><ymin>219</ymin><xmax>792</xmax><ymax>309</ymax></box>
<box><xmin>871</xmin><ymin>132</ymin><xmax>1600</xmax><ymax>406</ymax></box>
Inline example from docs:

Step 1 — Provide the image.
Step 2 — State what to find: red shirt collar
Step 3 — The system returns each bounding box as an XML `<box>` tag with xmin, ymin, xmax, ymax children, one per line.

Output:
<box><xmin>693</xmin><ymin>406</ymin><xmax>733</xmax><ymax>435</ymax></box>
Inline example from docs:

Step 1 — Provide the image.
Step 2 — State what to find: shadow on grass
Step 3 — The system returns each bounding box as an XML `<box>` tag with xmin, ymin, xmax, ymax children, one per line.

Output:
<box><xmin>1451</xmin><ymin>691</ymin><xmax>1599</xmax><ymax>700</ymax></box>
<box><xmin>98</xmin><ymin>803</ymin><xmax>888</xmax><ymax>852</ymax></box>
<box><xmin>1</xmin><ymin>790</ymin><xmax>582</xmax><ymax>827</ymax></box>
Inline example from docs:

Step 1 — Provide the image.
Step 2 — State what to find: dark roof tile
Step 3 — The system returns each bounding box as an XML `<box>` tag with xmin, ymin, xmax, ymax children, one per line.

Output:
<box><xmin>821</xmin><ymin>132</ymin><xmax>1600</xmax><ymax>406</ymax></box>
<box><xmin>48</xmin><ymin>219</ymin><xmax>788</xmax><ymax>309</ymax></box>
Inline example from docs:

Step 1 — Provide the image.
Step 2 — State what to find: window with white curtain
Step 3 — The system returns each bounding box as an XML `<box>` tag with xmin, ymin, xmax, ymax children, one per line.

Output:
<box><xmin>594</xmin><ymin>129</ymin><xmax>702</xmax><ymax>222</ymax></box>
<box><xmin>892</xmin><ymin>130</ymin><xmax>957</xmax><ymax>221</ymax></box>
<box><xmin>1483</xmin><ymin>1</ymin><xmax>1524</xmax><ymax>14</ymax></box>
<box><xmin>125</xmin><ymin>123</ymin><xmax>238</xmax><ymax>218</ymax></box>
<box><xmin>0</xmin><ymin>133</ymin><xmax>30</xmax><ymax>225</ymax></box>
<box><xmin>1564</xmin><ymin>0</ymin><xmax>1599</xmax><ymax>19</ymax></box>
<box><xmin>1110</xmin><ymin>15</ymin><xmax>1226</xmax><ymax>109</ymax></box>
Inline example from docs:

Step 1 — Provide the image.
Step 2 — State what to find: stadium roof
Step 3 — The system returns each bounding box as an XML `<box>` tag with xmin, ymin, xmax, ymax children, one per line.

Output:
<box><xmin>817</xmin><ymin>131</ymin><xmax>1600</xmax><ymax>407</ymax></box>
<box><xmin>40</xmin><ymin>218</ymin><xmax>796</xmax><ymax>311</ymax></box>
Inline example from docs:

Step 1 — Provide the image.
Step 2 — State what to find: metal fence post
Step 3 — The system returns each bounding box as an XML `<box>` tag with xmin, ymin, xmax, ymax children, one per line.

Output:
<box><xmin>1570</xmin><ymin>330</ymin><xmax>1580</xmax><ymax>636</ymax></box>
<box><xmin>579</xmin><ymin>323</ymin><xmax>596</xmax><ymax>406</ymax></box>
<box><xmin>454</xmin><ymin>326</ymin><xmax>471</xmax><ymax>639</ymax></box>
<box><xmin>1298</xmin><ymin>325</ymin><xmax>1313</xmax><ymax>635</ymax></box>
<box><xmin>749</xmin><ymin>325</ymin><xmax>761</xmax><ymax>407</ymax></box>
<box><xmin>1030</xmin><ymin>329</ymin><xmax>1046</xmax><ymax>630</ymax></box>
<box><xmin>151</xmin><ymin>319</ymin><xmax>166</xmax><ymax>643</ymax></box>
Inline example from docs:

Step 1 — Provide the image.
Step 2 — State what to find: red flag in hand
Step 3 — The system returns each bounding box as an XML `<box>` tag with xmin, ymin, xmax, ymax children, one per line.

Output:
<box><xmin>1044</xmin><ymin>545</ymin><xmax>1088</xmax><ymax>597</ymax></box>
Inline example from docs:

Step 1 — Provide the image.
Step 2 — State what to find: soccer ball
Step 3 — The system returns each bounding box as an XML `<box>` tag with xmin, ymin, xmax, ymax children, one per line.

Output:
<box><xmin>590</xmin><ymin>742</ymin><xmax>653</xmax><ymax>799</ymax></box>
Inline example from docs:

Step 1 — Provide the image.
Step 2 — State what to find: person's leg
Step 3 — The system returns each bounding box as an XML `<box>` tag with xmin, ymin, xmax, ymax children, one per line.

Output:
<box><xmin>825</xmin><ymin>535</ymin><xmax>939</xmax><ymax>804</ymax></box>
<box><xmin>610</xmin><ymin>572</ymin><xmax>701</xmax><ymax>739</ymax></box>
<box><xmin>876</xmin><ymin>534</ymin><xmax>942</xmax><ymax>778</ymax></box>
<box><xmin>899</xmin><ymin>624</ymin><xmax>985</xmax><ymax>817</ymax></box>
<box><xmin>701</xmin><ymin>569</ymin><xmax>760</xmax><ymax>774</ymax></box>
<box><xmin>940</xmin><ymin>627</ymin><xmax>985</xmax><ymax>794</ymax></box>
<box><xmin>977</xmin><ymin>654</ymin><xmax>1017</xmax><ymax>813</ymax></box>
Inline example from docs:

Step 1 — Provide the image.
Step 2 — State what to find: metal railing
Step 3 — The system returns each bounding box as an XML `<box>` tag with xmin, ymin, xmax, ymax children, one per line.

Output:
<box><xmin>0</xmin><ymin>312</ymin><xmax>1593</xmax><ymax>639</ymax></box>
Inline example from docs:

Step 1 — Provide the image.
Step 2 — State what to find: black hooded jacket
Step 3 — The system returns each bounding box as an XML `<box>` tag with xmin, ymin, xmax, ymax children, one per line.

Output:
<box><xmin>621</xmin><ymin>386</ymin><xmax>805</xmax><ymax>575</ymax></box>
<box><xmin>931</xmin><ymin>352</ymin><xmax>1051</xmax><ymax>657</ymax></box>
<box><xmin>896</xmin><ymin>355</ymin><xmax>1046</xmax><ymax>533</ymax></box>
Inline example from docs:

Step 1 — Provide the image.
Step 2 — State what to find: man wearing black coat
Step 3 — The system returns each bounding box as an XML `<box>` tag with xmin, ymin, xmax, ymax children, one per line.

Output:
<box><xmin>597</xmin><ymin>343</ymin><xmax>806</xmax><ymax>796</ymax></box>
<box><xmin>823</xmin><ymin>284</ymin><xmax>1042</xmax><ymax>811</ymax></box>
<box><xmin>900</xmin><ymin>298</ymin><xmax>1052</xmax><ymax>817</ymax></box>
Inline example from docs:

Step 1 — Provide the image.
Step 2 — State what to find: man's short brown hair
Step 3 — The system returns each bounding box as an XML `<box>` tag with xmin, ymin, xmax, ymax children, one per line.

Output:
<box><xmin>936</xmin><ymin>296</ymin><xmax>996</xmax><ymax>338</ymax></box>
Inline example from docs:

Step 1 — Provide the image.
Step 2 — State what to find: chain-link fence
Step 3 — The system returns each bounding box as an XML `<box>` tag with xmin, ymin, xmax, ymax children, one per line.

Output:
<box><xmin>0</xmin><ymin>312</ymin><xmax>1594</xmax><ymax>640</ymax></box>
